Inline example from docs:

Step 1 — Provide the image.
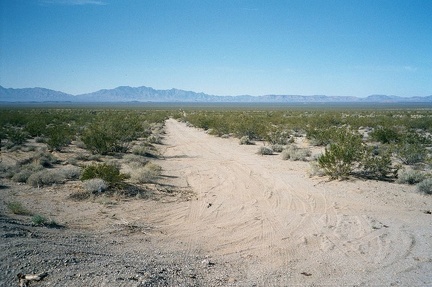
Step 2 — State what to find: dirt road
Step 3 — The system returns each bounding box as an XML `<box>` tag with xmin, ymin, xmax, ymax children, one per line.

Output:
<box><xmin>153</xmin><ymin>118</ymin><xmax>432</xmax><ymax>286</ymax></box>
<box><xmin>1</xmin><ymin>118</ymin><xmax>431</xmax><ymax>286</ymax></box>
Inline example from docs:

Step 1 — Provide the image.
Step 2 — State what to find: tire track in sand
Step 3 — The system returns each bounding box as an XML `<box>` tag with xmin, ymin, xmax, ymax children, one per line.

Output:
<box><xmin>152</xmin><ymin>119</ymin><xmax>427</xmax><ymax>286</ymax></box>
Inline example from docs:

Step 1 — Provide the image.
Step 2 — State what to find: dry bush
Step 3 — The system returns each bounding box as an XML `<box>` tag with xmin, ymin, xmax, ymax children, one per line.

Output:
<box><xmin>308</xmin><ymin>161</ymin><xmax>326</xmax><ymax>177</ymax></box>
<box><xmin>281</xmin><ymin>145</ymin><xmax>311</xmax><ymax>161</ymax></box>
<box><xmin>7</xmin><ymin>201</ymin><xmax>32</xmax><ymax>215</ymax></box>
<box><xmin>417</xmin><ymin>178</ymin><xmax>432</xmax><ymax>195</ymax></box>
<box><xmin>60</xmin><ymin>166</ymin><xmax>81</xmax><ymax>180</ymax></box>
<box><xmin>271</xmin><ymin>144</ymin><xmax>285</xmax><ymax>153</ymax></box>
<box><xmin>131</xmin><ymin>162</ymin><xmax>162</xmax><ymax>183</ymax></box>
<box><xmin>397</xmin><ymin>169</ymin><xmax>427</xmax><ymax>185</ymax></box>
<box><xmin>239</xmin><ymin>136</ymin><xmax>254</xmax><ymax>145</ymax></box>
<box><xmin>122</xmin><ymin>154</ymin><xmax>149</xmax><ymax>166</ymax></box>
<box><xmin>27</xmin><ymin>170</ymin><xmax>66</xmax><ymax>187</ymax></box>
<box><xmin>257</xmin><ymin>146</ymin><xmax>273</xmax><ymax>155</ymax></box>
<box><xmin>82</xmin><ymin>178</ymin><xmax>108</xmax><ymax>193</ymax></box>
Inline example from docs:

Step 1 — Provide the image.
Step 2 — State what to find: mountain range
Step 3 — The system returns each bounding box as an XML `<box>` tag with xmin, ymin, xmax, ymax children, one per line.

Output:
<box><xmin>1</xmin><ymin>85</ymin><xmax>431</xmax><ymax>103</ymax></box>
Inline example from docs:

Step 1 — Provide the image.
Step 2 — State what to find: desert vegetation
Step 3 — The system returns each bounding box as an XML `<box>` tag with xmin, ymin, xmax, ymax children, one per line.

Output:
<box><xmin>1</xmin><ymin>106</ymin><xmax>431</xmax><ymax>194</ymax></box>
<box><xmin>0</xmin><ymin>108</ymin><xmax>169</xmax><ymax>198</ymax></box>
<box><xmin>178</xmin><ymin>107</ymin><xmax>432</xmax><ymax>190</ymax></box>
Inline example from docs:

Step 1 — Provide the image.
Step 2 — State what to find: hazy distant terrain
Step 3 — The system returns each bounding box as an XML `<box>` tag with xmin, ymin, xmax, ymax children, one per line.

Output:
<box><xmin>1</xmin><ymin>85</ymin><xmax>432</xmax><ymax>103</ymax></box>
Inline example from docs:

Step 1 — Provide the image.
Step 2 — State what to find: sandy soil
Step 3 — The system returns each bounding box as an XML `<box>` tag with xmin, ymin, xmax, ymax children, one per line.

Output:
<box><xmin>1</xmin><ymin>118</ymin><xmax>432</xmax><ymax>286</ymax></box>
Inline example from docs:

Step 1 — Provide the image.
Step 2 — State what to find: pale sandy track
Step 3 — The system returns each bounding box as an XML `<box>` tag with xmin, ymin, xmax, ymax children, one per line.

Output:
<box><xmin>151</xmin><ymin>118</ymin><xmax>432</xmax><ymax>286</ymax></box>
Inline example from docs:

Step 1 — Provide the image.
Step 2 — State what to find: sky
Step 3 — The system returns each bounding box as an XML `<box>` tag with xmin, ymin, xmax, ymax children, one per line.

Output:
<box><xmin>1</xmin><ymin>0</ymin><xmax>431</xmax><ymax>97</ymax></box>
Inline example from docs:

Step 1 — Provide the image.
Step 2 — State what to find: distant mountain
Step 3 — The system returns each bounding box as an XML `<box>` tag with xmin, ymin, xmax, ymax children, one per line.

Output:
<box><xmin>1</xmin><ymin>85</ymin><xmax>431</xmax><ymax>103</ymax></box>
<box><xmin>0</xmin><ymin>86</ymin><xmax>75</xmax><ymax>102</ymax></box>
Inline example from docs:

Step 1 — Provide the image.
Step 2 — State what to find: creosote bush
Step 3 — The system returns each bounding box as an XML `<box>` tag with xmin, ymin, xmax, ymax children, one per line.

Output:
<box><xmin>81</xmin><ymin>163</ymin><xmax>127</xmax><ymax>188</ymax></box>
<box><xmin>360</xmin><ymin>146</ymin><xmax>397</xmax><ymax>179</ymax></box>
<box><xmin>317</xmin><ymin>129</ymin><xmax>364</xmax><ymax>179</ymax></box>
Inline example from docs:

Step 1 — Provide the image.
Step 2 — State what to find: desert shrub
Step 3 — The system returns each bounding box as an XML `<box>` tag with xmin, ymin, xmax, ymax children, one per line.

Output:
<box><xmin>122</xmin><ymin>154</ymin><xmax>148</xmax><ymax>166</ymax></box>
<box><xmin>0</xmin><ymin>162</ymin><xmax>16</xmax><ymax>179</ymax></box>
<box><xmin>317</xmin><ymin>129</ymin><xmax>364</xmax><ymax>179</ymax></box>
<box><xmin>11</xmin><ymin>170</ymin><xmax>33</xmax><ymax>183</ymax></box>
<box><xmin>417</xmin><ymin>178</ymin><xmax>432</xmax><ymax>195</ymax></box>
<box><xmin>271</xmin><ymin>144</ymin><xmax>285</xmax><ymax>153</ymax></box>
<box><xmin>397</xmin><ymin>169</ymin><xmax>427</xmax><ymax>185</ymax></box>
<box><xmin>81</xmin><ymin>112</ymin><xmax>142</xmax><ymax>155</ymax></box>
<box><xmin>360</xmin><ymin>146</ymin><xmax>397</xmax><ymax>179</ymax></box>
<box><xmin>131</xmin><ymin>145</ymin><xmax>151</xmax><ymax>156</ymax></box>
<box><xmin>281</xmin><ymin>145</ymin><xmax>311</xmax><ymax>161</ymax></box>
<box><xmin>239</xmin><ymin>136</ymin><xmax>253</xmax><ymax>145</ymax></box>
<box><xmin>46</xmin><ymin>124</ymin><xmax>73</xmax><ymax>151</ymax></box>
<box><xmin>306</xmin><ymin>127</ymin><xmax>339</xmax><ymax>146</ymax></box>
<box><xmin>396</xmin><ymin>142</ymin><xmax>428</xmax><ymax>165</ymax></box>
<box><xmin>370</xmin><ymin>127</ymin><xmax>400</xmax><ymax>144</ymax></box>
<box><xmin>268</xmin><ymin>130</ymin><xmax>292</xmax><ymax>145</ymax></box>
<box><xmin>31</xmin><ymin>214</ymin><xmax>60</xmax><ymax>227</ymax></box>
<box><xmin>60</xmin><ymin>166</ymin><xmax>81</xmax><ymax>180</ymax></box>
<box><xmin>147</xmin><ymin>134</ymin><xmax>162</xmax><ymax>144</ymax></box>
<box><xmin>31</xmin><ymin>150</ymin><xmax>58</xmax><ymax>168</ymax></box>
<box><xmin>5</xmin><ymin>127</ymin><xmax>28</xmax><ymax>148</ymax></box>
<box><xmin>308</xmin><ymin>161</ymin><xmax>326</xmax><ymax>177</ymax></box>
<box><xmin>66</xmin><ymin>157</ymin><xmax>79</xmax><ymax>166</ymax></box>
<box><xmin>27</xmin><ymin>170</ymin><xmax>66</xmax><ymax>187</ymax></box>
<box><xmin>35</xmin><ymin>136</ymin><xmax>47</xmax><ymax>143</ymax></box>
<box><xmin>82</xmin><ymin>178</ymin><xmax>108</xmax><ymax>193</ymax></box>
<box><xmin>81</xmin><ymin>163</ymin><xmax>127</xmax><ymax>188</ymax></box>
<box><xmin>131</xmin><ymin>162</ymin><xmax>162</xmax><ymax>183</ymax></box>
<box><xmin>7</xmin><ymin>201</ymin><xmax>31</xmax><ymax>215</ymax></box>
<box><xmin>257</xmin><ymin>146</ymin><xmax>273</xmax><ymax>155</ymax></box>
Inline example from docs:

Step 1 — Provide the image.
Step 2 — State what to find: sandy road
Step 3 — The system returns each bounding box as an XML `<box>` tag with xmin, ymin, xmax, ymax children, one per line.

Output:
<box><xmin>151</xmin><ymin>119</ymin><xmax>432</xmax><ymax>286</ymax></box>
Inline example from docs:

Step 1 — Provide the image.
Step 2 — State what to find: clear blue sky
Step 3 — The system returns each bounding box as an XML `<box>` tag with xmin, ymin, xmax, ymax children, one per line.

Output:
<box><xmin>1</xmin><ymin>0</ymin><xmax>431</xmax><ymax>97</ymax></box>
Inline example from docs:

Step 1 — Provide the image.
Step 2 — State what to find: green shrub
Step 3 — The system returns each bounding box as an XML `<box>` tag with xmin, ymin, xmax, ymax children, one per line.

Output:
<box><xmin>360</xmin><ymin>146</ymin><xmax>397</xmax><ymax>179</ymax></box>
<box><xmin>417</xmin><ymin>178</ymin><xmax>432</xmax><ymax>195</ymax></box>
<box><xmin>46</xmin><ymin>124</ymin><xmax>73</xmax><ymax>151</ymax></box>
<box><xmin>397</xmin><ymin>169</ymin><xmax>427</xmax><ymax>185</ymax></box>
<box><xmin>7</xmin><ymin>201</ymin><xmax>31</xmax><ymax>215</ymax></box>
<box><xmin>267</xmin><ymin>130</ymin><xmax>292</xmax><ymax>145</ymax></box>
<box><xmin>306</xmin><ymin>127</ymin><xmax>338</xmax><ymax>146</ymax></box>
<box><xmin>317</xmin><ymin>129</ymin><xmax>364</xmax><ymax>179</ymax></box>
<box><xmin>370</xmin><ymin>127</ymin><xmax>400</xmax><ymax>144</ymax></box>
<box><xmin>82</xmin><ymin>113</ymin><xmax>142</xmax><ymax>155</ymax></box>
<box><xmin>81</xmin><ymin>163</ymin><xmax>127</xmax><ymax>188</ymax></box>
<box><xmin>5</xmin><ymin>127</ymin><xmax>28</xmax><ymax>147</ymax></box>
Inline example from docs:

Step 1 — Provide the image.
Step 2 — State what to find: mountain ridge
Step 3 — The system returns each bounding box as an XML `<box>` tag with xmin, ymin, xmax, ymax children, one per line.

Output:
<box><xmin>1</xmin><ymin>85</ymin><xmax>431</xmax><ymax>103</ymax></box>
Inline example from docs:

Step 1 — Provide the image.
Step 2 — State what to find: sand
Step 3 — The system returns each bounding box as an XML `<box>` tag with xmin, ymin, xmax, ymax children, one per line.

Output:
<box><xmin>1</xmin><ymin>118</ymin><xmax>431</xmax><ymax>286</ymax></box>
